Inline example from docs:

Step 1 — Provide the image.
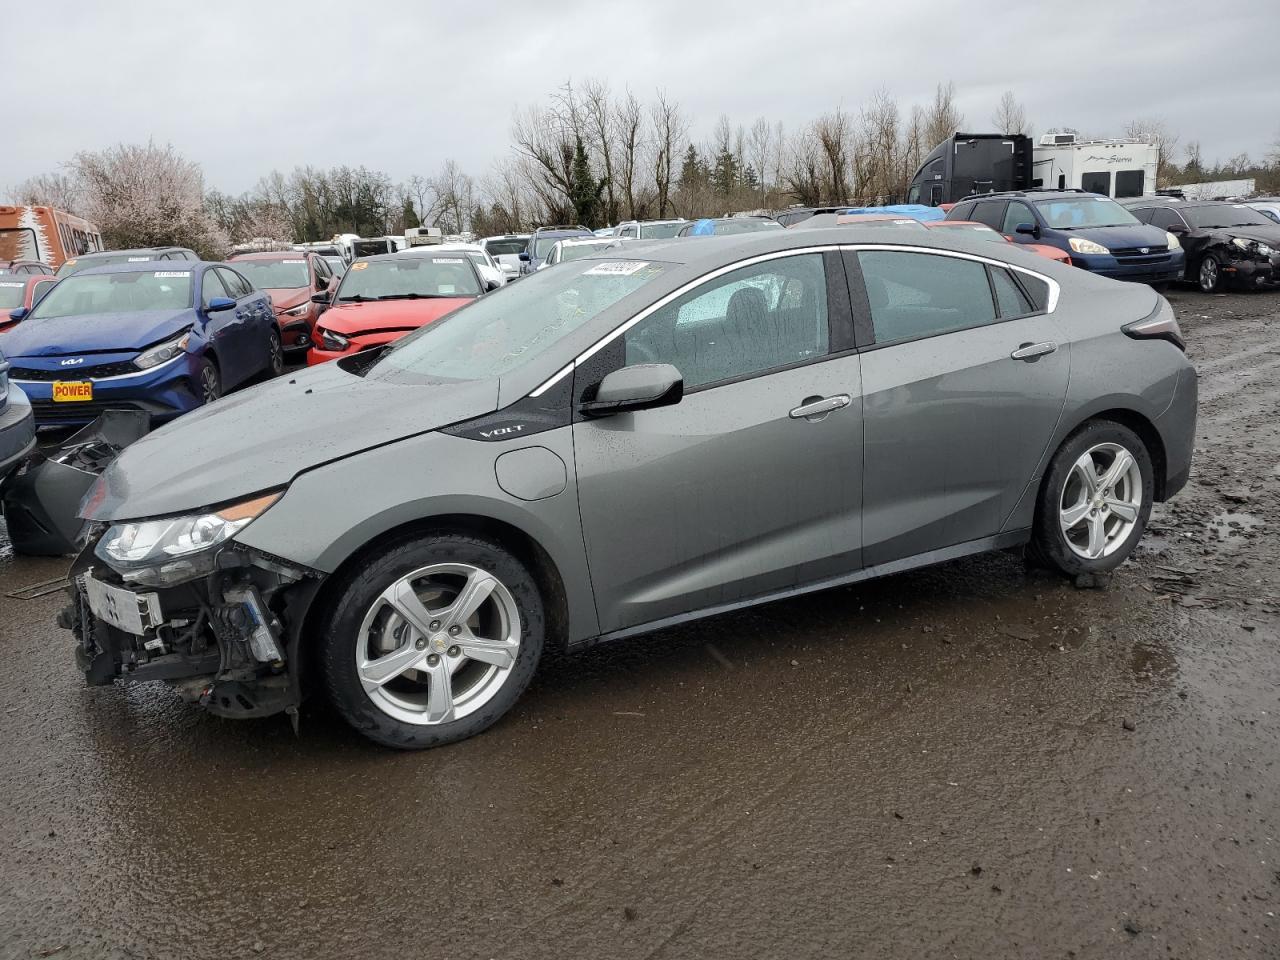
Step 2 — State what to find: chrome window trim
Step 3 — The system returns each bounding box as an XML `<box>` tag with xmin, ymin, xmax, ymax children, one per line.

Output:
<box><xmin>528</xmin><ymin>242</ymin><xmax>1061</xmax><ymax>398</ymax></box>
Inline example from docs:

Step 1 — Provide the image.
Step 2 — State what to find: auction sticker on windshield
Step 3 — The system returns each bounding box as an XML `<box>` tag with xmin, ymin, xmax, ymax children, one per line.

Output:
<box><xmin>154</xmin><ymin>272</ymin><xmax>191</xmax><ymax>278</ymax></box>
<box><xmin>432</xmin><ymin>258</ymin><xmax>465</xmax><ymax>264</ymax></box>
<box><xmin>584</xmin><ymin>261</ymin><xmax>651</xmax><ymax>276</ymax></box>
<box><xmin>52</xmin><ymin>381</ymin><xmax>93</xmax><ymax>402</ymax></box>
<box><xmin>351</xmin><ymin>262</ymin><xmax>368</xmax><ymax>270</ymax></box>
<box><xmin>127</xmin><ymin>257</ymin><xmax>153</xmax><ymax>262</ymax></box>
<box><xmin>0</xmin><ymin>282</ymin><xmax>21</xmax><ymax>288</ymax></box>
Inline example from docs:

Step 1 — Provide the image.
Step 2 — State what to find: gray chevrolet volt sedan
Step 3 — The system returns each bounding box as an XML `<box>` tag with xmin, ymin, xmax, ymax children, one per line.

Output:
<box><xmin>64</xmin><ymin>225</ymin><xmax>1196</xmax><ymax>748</ymax></box>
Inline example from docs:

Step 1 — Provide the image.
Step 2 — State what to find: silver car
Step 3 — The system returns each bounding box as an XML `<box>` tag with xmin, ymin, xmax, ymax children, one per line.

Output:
<box><xmin>65</xmin><ymin>226</ymin><xmax>1197</xmax><ymax>748</ymax></box>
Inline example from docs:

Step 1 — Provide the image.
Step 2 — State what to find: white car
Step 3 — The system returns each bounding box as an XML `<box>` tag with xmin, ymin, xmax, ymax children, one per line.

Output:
<box><xmin>613</xmin><ymin>219</ymin><xmax>687</xmax><ymax>240</ymax></box>
<box><xmin>477</xmin><ymin>234</ymin><xmax>531</xmax><ymax>282</ymax></box>
<box><xmin>538</xmin><ymin>237</ymin><xmax>626</xmax><ymax>270</ymax></box>
<box><xmin>404</xmin><ymin>242</ymin><xmax>507</xmax><ymax>288</ymax></box>
<box><xmin>1246</xmin><ymin>199</ymin><xmax>1280</xmax><ymax>225</ymax></box>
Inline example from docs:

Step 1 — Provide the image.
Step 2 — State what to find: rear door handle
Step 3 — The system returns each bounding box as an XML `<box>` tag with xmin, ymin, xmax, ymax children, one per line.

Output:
<box><xmin>1011</xmin><ymin>341</ymin><xmax>1057</xmax><ymax>362</ymax></box>
<box><xmin>789</xmin><ymin>394</ymin><xmax>851</xmax><ymax>420</ymax></box>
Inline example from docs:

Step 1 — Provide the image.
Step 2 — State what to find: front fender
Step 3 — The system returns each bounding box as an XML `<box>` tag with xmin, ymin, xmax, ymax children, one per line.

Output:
<box><xmin>235</xmin><ymin>427</ymin><xmax>599</xmax><ymax>642</ymax></box>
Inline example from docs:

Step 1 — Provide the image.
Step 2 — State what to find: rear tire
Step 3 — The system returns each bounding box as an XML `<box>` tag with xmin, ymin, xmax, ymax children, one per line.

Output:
<box><xmin>1029</xmin><ymin>421</ymin><xmax>1154</xmax><ymax>577</ymax></box>
<box><xmin>265</xmin><ymin>326</ymin><xmax>284</xmax><ymax>378</ymax></box>
<box><xmin>320</xmin><ymin>533</ymin><xmax>545</xmax><ymax>749</ymax></box>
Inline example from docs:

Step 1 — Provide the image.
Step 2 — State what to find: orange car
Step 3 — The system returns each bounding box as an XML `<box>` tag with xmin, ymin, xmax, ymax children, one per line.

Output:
<box><xmin>926</xmin><ymin>220</ymin><xmax>1072</xmax><ymax>264</ymax></box>
<box><xmin>307</xmin><ymin>253</ymin><xmax>484</xmax><ymax>364</ymax></box>
<box><xmin>0</xmin><ymin>274</ymin><xmax>59</xmax><ymax>331</ymax></box>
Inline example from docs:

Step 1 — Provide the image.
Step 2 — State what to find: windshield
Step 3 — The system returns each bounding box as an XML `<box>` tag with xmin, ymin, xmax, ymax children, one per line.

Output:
<box><xmin>718</xmin><ymin>219</ymin><xmax>784</xmax><ymax>235</ymax></box>
<box><xmin>1034</xmin><ymin>197</ymin><xmax>1139</xmax><ymax>229</ymax></box>
<box><xmin>639</xmin><ymin>222</ymin><xmax>685</xmax><ymax>239</ymax></box>
<box><xmin>228</xmin><ymin>258</ymin><xmax>310</xmax><ymax>289</ymax></box>
<box><xmin>483</xmin><ymin>238</ymin><xmax>528</xmax><ymax>257</ymax></box>
<box><xmin>335</xmin><ymin>257</ymin><xmax>481</xmax><ymax>301</ymax></box>
<box><xmin>936</xmin><ymin>223</ymin><xmax>1004</xmax><ymax>242</ymax></box>
<box><xmin>1183</xmin><ymin>205</ymin><xmax>1275</xmax><ymax>229</ymax></box>
<box><xmin>0</xmin><ymin>281</ymin><xmax>26</xmax><ymax>309</ymax></box>
<box><xmin>29</xmin><ymin>269</ymin><xmax>193</xmax><ymax>318</ymax></box>
<box><xmin>559</xmin><ymin>242</ymin><xmax>614</xmax><ymax>262</ymax></box>
<box><xmin>534</xmin><ymin>234</ymin><xmax>589</xmax><ymax>258</ymax></box>
<box><xmin>0</xmin><ymin>227</ymin><xmax>40</xmax><ymax>261</ymax></box>
<box><xmin>366</xmin><ymin>257</ymin><xmax>669</xmax><ymax>383</ymax></box>
<box><xmin>57</xmin><ymin>253</ymin><xmax>160</xmax><ymax>277</ymax></box>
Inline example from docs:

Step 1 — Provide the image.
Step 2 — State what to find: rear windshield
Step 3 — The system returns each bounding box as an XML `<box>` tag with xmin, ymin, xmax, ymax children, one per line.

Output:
<box><xmin>715</xmin><ymin>219</ymin><xmax>784</xmax><ymax>235</ymax></box>
<box><xmin>28</xmin><ymin>270</ymin><xmax>193</xmax><ymax>318</ymax></box>
<box><xmin>534</xmin><ymin>234</ymin><xmax>590</xmax><ymax>258</ymax></box>
<box><xmin>366</xmin><ymin>258</ymin><xmax>669</xmax><ymax>383</ymax></box>
<box><xmin>1182</xmin><ymin>205</ymin><xmax>1274</xmax><ymax>229</ymax></box>
<box><xmin>0</xmin><ymin>281</ymin><xmax>26</xmax><ymax>309</ymax></box>
<box><xmin>483</xmin><ymin>238</ymin><xmax>528</xmax><ymax>257</ymax></box>
<box><xmin>559</xmin><ymin>242</ymin><xmax>615</xmax><ymax>262</ymax></box>
<box><xmin>228</xmin><ymin>258</ymin><xmax>310</xmax><ymax>289</ymax></box>
<box><xmin>57</xmin><ymin>253</ymin><xmax>158</xmax><ymax>277</ymax></box>
<box><xmin>1034</xmin><ymin>197</ymin><xmax>1139</xmax><ymax>229</ymax></box>
<box><xmin>639</xmin><ymin>222</ymin><xmax>685</xmax><ymax>239</ymax></box>
<box><xmin>336</xmin><ymin>257</ymin><xmax>481</xmax><ymax>301</ymax></box>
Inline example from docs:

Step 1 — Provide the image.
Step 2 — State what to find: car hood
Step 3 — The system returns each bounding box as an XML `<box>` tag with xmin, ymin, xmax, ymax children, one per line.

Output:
<box><xmin>1213</xmin><ymin>225</ymin><xmax>1280</xmax><ymax>245</ymax></box>
<box><xmin>263</xmin><ymin>286</ymin><xmax>309</xmax><ymax>311</ymax></box>
<box><xmin>81</xmin><ymin>361</ymin><xmax>500</xmax><ymax>521</ymax></box>
<box><xmin>318</xmin><ymin>297</ymin><xmax>472</xmax><ymax>335</ymax></box>
<box><xmin>1062</xmin><ymin>223</ymin><xmax>1171</xmax><ymax>248</ymax></box>
<box><xmin>1</xmin><ymin>309</ymin><xmax>193</xmax><ymax>357</ymax></box>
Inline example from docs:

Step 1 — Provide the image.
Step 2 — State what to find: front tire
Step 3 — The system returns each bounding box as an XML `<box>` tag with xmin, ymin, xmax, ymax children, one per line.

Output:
<box><xmin>265</xmin><ymin>326</ymin><xmax>284</xmax><ymax>378</ymax></box>
<box><xmin>1029</xmin><ymin>421</ymin><xmax>1154</xmax><ymax>577</ymax></box>
<box><xmin>320</xmin><ymin>533</ymin><xmax>544</xmax><ymax>749</ymax></box>
<box><xmin>1198</xmin><ymin>254</ymin><xmax>1222</xmax><ymax>293</ymax></box>
<box><xmin>195</xmin><ymin>357</ymin><xmax>222</xmax><ymax>405</ymax></box>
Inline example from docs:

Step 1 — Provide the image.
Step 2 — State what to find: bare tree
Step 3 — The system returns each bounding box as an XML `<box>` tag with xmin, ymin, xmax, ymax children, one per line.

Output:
<box><xmin>814</xmin><ymin>108</ymin><xmax>853</xmax><ymax>202</ymax></box>
<box><xmin>783</xmin><ymin>127</ymin><xmax>824</xmax><ymax>206</ymax></box>
<box><xmin>430</xmin><ymin>159</ymin><xmax>475</xmax><ymax>234</ymax></box>
<box><xmin>991</xmin><ymin>90</ymin><xmax>1028</xmax><ymax>136</ymax></box>
<box><xmin>924</xmin><ymin>81</ymin><xmax>964</xmax><ymax>151</ymax></box>
<box><xmin>747</xmin><ymin>117</ymin><xmax>772</xmax><ymax>202</ymax></box>
<box><xmin>649</xmin><ymin>90</ymin><xmax>687</xmax><ymax>218</ymax></box>
<box><xmin>614</xmin><ymin>89</ymin><xmax>646</xmax><ymax>220</ymax></box>
<box><xmin>854</xmin><ymin>92</ymin><xmax>899</xmax><ymax>202</ymax></box>
<box><xmin>1123</xmin><ymin>117</ymin><xmax>1180</xmax><ymax>186</ymax></box>
<box><xmin>9</xmin><ymin>171</ymin><xmax>82</xmax><ymax>212</ymax></box>
<box><xmin>581</xmin><ymin>79</ymin><xmax>619</xmax><ymax>223</ymax></box>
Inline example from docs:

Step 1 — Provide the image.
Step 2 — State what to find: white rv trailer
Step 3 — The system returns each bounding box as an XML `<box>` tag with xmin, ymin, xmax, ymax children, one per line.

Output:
<box><xmin>1033</xmin><ymin>135</ymin><xmax>1158</xmax><ymax>199</ymax></box>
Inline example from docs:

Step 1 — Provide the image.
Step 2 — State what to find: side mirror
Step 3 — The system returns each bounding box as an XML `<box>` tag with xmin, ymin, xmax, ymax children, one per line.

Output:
<box><xmin>484</xmin><ymin>278</ymin><xmax>500</xmax><ymax>292</ymax></box>
<box><xmin>1166</xmin><ymin>222</ymin><xmax>1188</xmax><ymax>235</ymax></box>
<box><xmin>580</xmin><ymin>363</ymin><xmax>683</xmax><ymax>417</ymax></box>
<box><xmin>310</xmin><ymin>290</ymin><xmax>331</xmax><ymax>304</ymax></box>
<box><xmin>1014</xmin><ymin>222</ymin><xmax>1038</xmax><ymax>237</ymax></box>
<box><xmin>205</xmin><ymin>296</ymin><xmax>236</xmax><ymax>312</ymax></box>
<box><xmin>8</xmin><ymin>307</ymin><xmax>28</xmax><ymax>322</ymax></box>
<box><xmin>316</xmin><ymin>274</ymin><xmax>328</xmax><ymax>290</ymax></box>
<box><xmin>518</xmin><ymin>251</ymin><xmax>530</xmax><ymax>261</ymax></box>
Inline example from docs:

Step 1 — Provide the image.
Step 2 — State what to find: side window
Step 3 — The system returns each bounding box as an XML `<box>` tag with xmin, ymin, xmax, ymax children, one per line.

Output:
<box><xmin>220</xmin><ymin>267</ymin><xmax>251</xmax><ymax>297</ymax></box>
<box><xmin>313</xmin><ymin>257</ymin><xmax>330</xmax><ymax>284</ymax></box>
<box><xmin>1001</xmin><ymin>201</ymin><xmax>1035</xmax><ymax>234</ymax></box>
<box><xmin>201</xmin><ymin>269</ymin><xmax>228</xmax><ymax>306</ymax></box>
<box><xmin>1017</xmin><ymin>273</ymin><xmax>1051</xmax><ymax>313</ymax></box>
<box><xmin>1128</xmin><ymin>207</ymin><xmax>1154</xmax><ymax>224</ymax></box>
<box><xmin>620</xmin><ymin>226</ymin><xmax>637</xmax><ymax>239</ymax></box>
<box><xmin>623</xmin><ymin>253</ymin><xmax>829</xmax><ymax>390</ymax></box>
<box><xmin>1081</xmin><ymin>171</ymin><xmax>1111</xmax><ymax>195</ymax></box>
<box><xmin>950</xmin><ymin>201</ymin><xmax>976</xmax><ymax>220</ymax></box>
<box><xmin>1148</xmin><ymin>208</ymin><xmax>1185</xmax><ymax>231</ymax></box>
<box><xmin>1115</xmin><ymin>170</ymin><xmax>1145</xmax><ymax>198</ymax></box>
<box><xmin>990</xmin><ymin>267</ymin><xmax>1033</xmax><ymax>318</ymax></box>
<box><xmin>969</xmin><ymin>201</ymin><xmax>1007</xmax><ymax>230</ymax></box>
<box><xmin>31</xmin><ymin>280</ymin><xmax>56</xmax><ymax>306</ymax></box>
<box><xmin>858</xmin><ymin>251</ymin><xmax>996</xmax><ymax>345</ymax></box>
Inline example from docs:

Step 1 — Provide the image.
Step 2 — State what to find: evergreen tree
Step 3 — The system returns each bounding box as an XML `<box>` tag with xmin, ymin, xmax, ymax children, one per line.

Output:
<box><xmin>401</xmin><ymin>197</ymin><xmax>420</xmax><ymax>230</ymax></box>
<box><xmin>679</xmin><ymin>145</ymin><xmax>705</xmax><ymax>189</ymax></box>
<box><xmin>711</xmin><ymin>148</ymin><xmax>738</xmax><ymax>196</ymax></box>
<box><xmin>568</xmin><ymin>135</ymin><xmax>605</xmax><ymax>227</ymax></box>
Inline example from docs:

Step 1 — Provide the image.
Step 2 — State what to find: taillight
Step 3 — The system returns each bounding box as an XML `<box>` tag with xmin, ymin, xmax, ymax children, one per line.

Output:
<box><xmin>1123</xmin><ymin>300</ymin><xmax>1185</xmax><ymax>351</ymax></box>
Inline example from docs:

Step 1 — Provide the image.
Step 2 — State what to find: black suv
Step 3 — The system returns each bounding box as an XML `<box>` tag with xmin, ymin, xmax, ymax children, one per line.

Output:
<box><xmin>1120</xmin><ymin>198</ymin><xmax>1280</xmax><ymax>292</ymax></box>
<box><xmin>56</xmin><ymin>247</ymin><xmax>199</xmax><ymax>277</ymax></box>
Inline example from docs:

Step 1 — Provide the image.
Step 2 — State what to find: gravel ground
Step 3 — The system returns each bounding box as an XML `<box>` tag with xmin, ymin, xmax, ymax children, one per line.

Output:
<box><xmin>0</xmin><ymin>286</ymin><xmax>1276</xmax><ymax>960</ymax></box>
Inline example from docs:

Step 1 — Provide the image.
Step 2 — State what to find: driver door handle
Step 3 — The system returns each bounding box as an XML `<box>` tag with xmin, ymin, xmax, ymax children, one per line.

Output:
<box><xmin>789</xmin><ymin>394</ymin><xmax>851</xmax><ymax>420</ymax></box>
<box><xmin>1011</xmin><ymin>341</ymin><xmax>1057</xmax><ymax>362</ymax></box>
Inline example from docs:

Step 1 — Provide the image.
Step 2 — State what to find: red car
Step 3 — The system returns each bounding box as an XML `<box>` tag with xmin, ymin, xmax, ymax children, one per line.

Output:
<box><xmin>926</xmin><ymin>220</ymin><xmax>1072</xmax><ymax>265</ymax></box>
<box><xmin>307</xmin><ymin>252</ymin><xmax>486</xmax><ymax>364</ymax></box>
<box><xmin>226</xmin><ymin>251</ymin><xmax>338</xmax><ymax>353</ymax></box>
<box><xmin>0</xmin><ymin>273</ymin><xmax>59</xmax><ymax>331</ymax></box>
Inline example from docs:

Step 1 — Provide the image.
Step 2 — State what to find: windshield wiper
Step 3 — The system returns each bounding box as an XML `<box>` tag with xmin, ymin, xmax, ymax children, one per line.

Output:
<box><xmin>338</xmin><ymin>294</ymin><xmax>375</xmax><ymax>302</ymax></box>
<box><xmin>376</xmin><ymin>293</ymin><xmax>456</xmax><ymax>300</ymax></box>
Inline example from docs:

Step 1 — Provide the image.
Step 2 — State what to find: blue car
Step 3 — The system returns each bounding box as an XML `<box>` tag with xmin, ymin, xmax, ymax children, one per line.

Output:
<box><xmin>947</xmin><ymin>190</ymin><xmax>1186</xmax><ymax>285</ymax></box>
<box><xmin>0</xmin><ymin>346</ymin><xmax>36</xmax><ymax>478</ymax></box>
<box><xmin>2</xmin><ymin>261</ymin><xmax>282</xmax><ymax>428</ymax></box>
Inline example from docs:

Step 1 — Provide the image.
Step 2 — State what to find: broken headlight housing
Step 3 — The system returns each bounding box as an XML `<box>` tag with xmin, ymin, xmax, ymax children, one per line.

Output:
<box><xmin>96</xmin><ymin>491</ymin><xmax>281</xmax><ymax>587</ymax></box>
<box><xmin>134</xmin><ymin>331</ymin><xmax>192</xmax><ymax>370</ymax></box>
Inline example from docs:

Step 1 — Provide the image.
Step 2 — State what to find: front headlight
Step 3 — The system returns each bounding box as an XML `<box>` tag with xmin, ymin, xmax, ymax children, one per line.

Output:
<box><xmin>134</xmin><ymin>331</ymin><xmax>191</xmax><ymax>370</ymax></box>
<box><xmin>319</xmin><ymin>328</ymin><xmax>350</xmax><ymax>351</ymax></box>
<box><xmin>96</xmin><ymin>491</ymin><xmax>281</xmax><ymax>586</ymax></box>
<box><xmin>282</xmin><ymin>301</ymin><xmax>311</xmax><ymax>317</ymax></box>
<box><xmin>1231</xmin><ymin>237</ymin><xmax>1273</xmax><ymax>257</ymax></box>
<box><xmin>1165</xmin><ymin>231</ymin><xmax>1181</xmax><ymax>250</ymax></box>
<box><xmin>1068</xmin><ymin>237</ymin><xmax>1110</xmax><ymax>255</ymax></box>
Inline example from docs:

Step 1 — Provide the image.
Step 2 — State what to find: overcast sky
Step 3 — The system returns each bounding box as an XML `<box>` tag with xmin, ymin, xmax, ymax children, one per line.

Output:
<box><xmin>6</xmin><ymin>0</ymin><xmax>1277</xmax><ymax>195</ymax></box>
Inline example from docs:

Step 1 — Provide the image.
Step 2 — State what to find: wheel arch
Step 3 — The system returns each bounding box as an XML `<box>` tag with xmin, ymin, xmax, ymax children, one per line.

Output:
<box><xmin>1056</xmin><ymin>407</ymin><xmax>1169</xmax><ymax>501</ymax></box>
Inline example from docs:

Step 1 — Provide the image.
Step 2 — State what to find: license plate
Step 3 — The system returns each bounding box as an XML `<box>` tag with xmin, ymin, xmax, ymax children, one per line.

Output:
<box><xmin>52</xmin><ymin>380</ymin><xmax>93</xmax><ymax>402</ymax></box>
<box><xmin>83</xmin><ymin>572</ymin><xmax>162</xmax><ymax>636</ymax></box>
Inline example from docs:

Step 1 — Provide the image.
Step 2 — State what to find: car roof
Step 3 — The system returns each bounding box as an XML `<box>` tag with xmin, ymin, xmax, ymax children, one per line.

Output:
<box><xmin>74</xmin><ymin>246</ymin><xmax>194</xmax><ymax>258</ymax></box>
<box><xmin>534</xmin><ymin>228</ymin><xmax>593</xmax><ymax>237</ymax></box>
<box><xmin>358</xmin><ymin>250</ymin><xmax>478</xmax><ymax>264</ymax></box>
<box><xmin>558</xmin><ymin>237</ymin><xmax>619</xmax><ymax>247</ymax></box>
<box><xmin>227</xmin><ymin>250</ymin><xmax>313</xmax><ymax>260</ymax></box>
<box><xmin>72</xmin><ymin>260</ymin><xmax>210</xmax><ymax>276</ymax></box>
<box><xmin>965</xmin><ymin>190</ymin><xmax>1107</xmax><ymax>202</ymax></box>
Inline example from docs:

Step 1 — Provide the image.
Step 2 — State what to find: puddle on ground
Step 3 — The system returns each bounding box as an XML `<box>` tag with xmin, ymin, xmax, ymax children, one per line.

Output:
<box><xmin>1207</xmin><ymin>511</ymin><xmax>1262</xmax><ymax>542</ymax></box>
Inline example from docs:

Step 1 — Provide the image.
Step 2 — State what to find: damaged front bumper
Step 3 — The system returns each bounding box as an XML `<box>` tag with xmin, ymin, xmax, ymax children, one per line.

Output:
<box><xmin>61</xmin><ymin>531</ymin><xmax>324</xmax><ymax>721</ymax></box>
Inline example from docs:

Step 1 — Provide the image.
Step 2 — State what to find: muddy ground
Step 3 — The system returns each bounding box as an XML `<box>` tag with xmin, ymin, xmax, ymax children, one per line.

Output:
<box><xmin>0</xmin><ymin>287</ymin><xmax>1277</xmax><ymax>960</ymax></box>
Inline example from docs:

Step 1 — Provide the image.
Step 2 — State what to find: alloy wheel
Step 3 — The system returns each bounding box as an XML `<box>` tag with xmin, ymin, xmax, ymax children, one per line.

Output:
<box><xmin>1199</xmin><ymin>257</ymin><xmax>1219</xmax><ymax>292</ymax></box>
<box><xmin>268</xmin><ymin>330</ymin><xmax>284</xmax><ymax>376</ymax></box>
<box><xmin>200</xmin><ymin>364</ymin><xmax>221</xmax><ymax>404</ymax></box>
<box><xmin>1058</xmin><ymin>442</ymin><xmax>1143</xmax><ymax>560</ymax></box>
<box><xmin>355</xmin><ymin>563</ymin><xmax>521</xmax><ymax>725</ymax></box>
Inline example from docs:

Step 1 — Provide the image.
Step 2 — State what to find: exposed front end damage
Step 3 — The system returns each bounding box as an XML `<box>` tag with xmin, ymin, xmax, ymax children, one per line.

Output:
<box><xmin>61</xmin><ymin>530</ymin><xmax>323</xmax><ymax>723</ymax></box>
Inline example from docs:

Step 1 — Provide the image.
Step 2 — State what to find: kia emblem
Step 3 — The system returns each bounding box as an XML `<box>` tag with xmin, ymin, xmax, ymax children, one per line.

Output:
<box><xmin>60</xmin><ymin>357</ymin><xmax>84</xmax><ymax>366</ymax></box>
